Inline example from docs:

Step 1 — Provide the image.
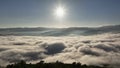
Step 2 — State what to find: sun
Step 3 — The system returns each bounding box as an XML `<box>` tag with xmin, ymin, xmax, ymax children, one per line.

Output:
<box><xmin>55</xmin><ymin>6</ymin><xmax>65</xmax><ymax>18</ymax></box>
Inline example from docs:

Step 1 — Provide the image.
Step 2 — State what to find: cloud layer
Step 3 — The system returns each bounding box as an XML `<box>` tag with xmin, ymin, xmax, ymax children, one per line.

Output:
<box><xmin>0</xmin><ymin>33</ymin><xmax>120</xmax><ymax>68</ymax></box>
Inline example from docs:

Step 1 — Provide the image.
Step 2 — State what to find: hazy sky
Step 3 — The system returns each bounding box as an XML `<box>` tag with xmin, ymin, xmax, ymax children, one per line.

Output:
<box><xmin>0</xmin><ymin>0</ymin><xmax>120</xmax><ymax>28</ymax></box>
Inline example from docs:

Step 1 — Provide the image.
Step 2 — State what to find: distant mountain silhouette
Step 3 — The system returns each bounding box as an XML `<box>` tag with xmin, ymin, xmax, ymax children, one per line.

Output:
<box><xmin>0</xmin><ymin>25</ymin><xmax>120</xmax><ymax>36</ymax></box>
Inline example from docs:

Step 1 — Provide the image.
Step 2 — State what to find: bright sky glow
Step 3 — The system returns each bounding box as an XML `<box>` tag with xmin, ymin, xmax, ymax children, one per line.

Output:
<box><xmin>0</xmin><ymin>0</ymin><xmax>120</xmax><ymax>28</ymax></box>
<box><xmin>55</xmin><ymin>6</ymin><xmax>65</xmax><ymax>18</ymax></box>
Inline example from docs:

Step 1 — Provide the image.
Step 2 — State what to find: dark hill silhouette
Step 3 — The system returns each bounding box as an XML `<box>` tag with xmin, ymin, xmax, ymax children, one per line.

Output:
<box><xmin>6</xmin><ymin>60</ymin><xmax>108</xmax><ymax>68</ymax></box>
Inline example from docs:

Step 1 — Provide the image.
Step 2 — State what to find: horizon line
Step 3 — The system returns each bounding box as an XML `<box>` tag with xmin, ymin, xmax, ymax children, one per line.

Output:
<box><xmin>0</xmin><ymin>24</ymin><xmax>119</xmax><ymax>29</ymax></box>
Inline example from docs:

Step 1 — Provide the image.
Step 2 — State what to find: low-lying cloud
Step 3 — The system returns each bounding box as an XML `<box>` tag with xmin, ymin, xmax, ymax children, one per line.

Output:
<box><xmin>44</xmin><ymin>43</ymin><xmax>66</xmax><ymax>55</ymax></box>
<box><xmin>0</xmin><ymin>33</ymin><xmax>120</xmax><ymax>68</ymax></box>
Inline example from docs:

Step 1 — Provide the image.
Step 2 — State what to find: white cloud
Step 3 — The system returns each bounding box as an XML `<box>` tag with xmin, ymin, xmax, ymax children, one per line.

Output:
<box><xmin>0</xmin><ymin>33</ymin><xmax>120</xmax><ymax>67</ymax></box>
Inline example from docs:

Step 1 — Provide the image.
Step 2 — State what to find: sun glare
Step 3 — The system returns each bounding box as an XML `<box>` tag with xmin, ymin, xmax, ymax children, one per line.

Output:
<box><xmin>55</xmin><ymin>6</ymin><xmax>65</xmax><ymax>18</ymax></box>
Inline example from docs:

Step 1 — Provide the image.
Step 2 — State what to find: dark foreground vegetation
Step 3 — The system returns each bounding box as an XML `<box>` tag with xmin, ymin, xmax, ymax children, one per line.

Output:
<box><xmin>6</xmin><ymin>60</ymin><xmax>108</xmax><ymax>68</ymax></box>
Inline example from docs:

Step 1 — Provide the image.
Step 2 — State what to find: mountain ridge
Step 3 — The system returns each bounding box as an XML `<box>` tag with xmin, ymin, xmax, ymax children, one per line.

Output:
<box><xmin>0</xmin><ymin>25</ymin><xmax>120</xmax><ymax>36</ymax></box>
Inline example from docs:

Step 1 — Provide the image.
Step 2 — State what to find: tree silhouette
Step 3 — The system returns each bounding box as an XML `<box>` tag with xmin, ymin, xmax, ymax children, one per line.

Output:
<box><xmin>6</xmin><ymin>60</ymin><xmax>107</xmax><ymax>68</ymax></box>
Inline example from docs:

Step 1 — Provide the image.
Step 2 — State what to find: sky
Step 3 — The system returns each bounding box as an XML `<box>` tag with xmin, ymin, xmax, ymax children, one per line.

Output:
<box><xmin>0</xmin><ymin>0</ymin><xmax>120</xmax><ymax>28</ymax></box>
